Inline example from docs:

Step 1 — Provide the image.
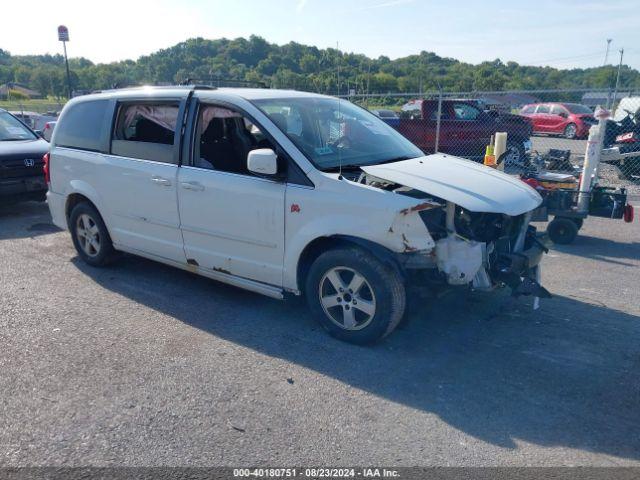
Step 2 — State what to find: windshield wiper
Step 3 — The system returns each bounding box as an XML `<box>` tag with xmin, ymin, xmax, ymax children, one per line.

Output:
<box><xmin>321</xmin><ymin>164</ymin><xmax>364</xmax><ymax>173</ymax></box>
<box><xmin>322</xmin><ymin>155</ymin><xmax>420</xmax><ymax>172</ymax></box>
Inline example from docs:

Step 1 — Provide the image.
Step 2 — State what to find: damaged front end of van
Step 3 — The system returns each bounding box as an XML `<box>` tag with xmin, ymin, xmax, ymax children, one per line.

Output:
<box><xmin>361</xmin><ymin>153</ymin><xmax>551</xmax><ymax>300</ymax></box>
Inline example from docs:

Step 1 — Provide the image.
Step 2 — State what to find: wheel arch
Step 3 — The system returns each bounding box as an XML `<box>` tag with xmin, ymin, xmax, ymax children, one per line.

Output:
<box><xmin>295</xmin><ymin>235</ymin><xmax>402</xmax><ymax>294</ymax></box>
<box><xmin>64</xmin><ymin>187</ymin><xmax>114</xmax><ymax>241</ymax></box>
<box><xmin>65</xmin><ymin>192</ymin><xmax>95</xmax><ymax>222</ymax></box>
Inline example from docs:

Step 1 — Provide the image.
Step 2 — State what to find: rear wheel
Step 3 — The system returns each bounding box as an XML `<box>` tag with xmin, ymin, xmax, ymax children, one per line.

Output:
<box><xmin>305</xmin><ymin>247</ymin><xmax>406</xmax><ymax>344</ymax></box>
<box><xmin>564</xmin><ymin>123</ymin><xmax>578</xmax><ymax>139</ymax></box>
<box><xmin>69</xmin><ymin>202</ymin><xmax>116</xmax><ymax>267</ymax></box>
<box><xmin>547</xmin><ymin>217</ymin><xmax>579</xmax><ymax>245</ymax></box>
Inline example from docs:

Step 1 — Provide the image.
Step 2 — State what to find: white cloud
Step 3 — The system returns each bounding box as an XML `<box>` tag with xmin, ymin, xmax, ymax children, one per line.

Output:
<box><xmin>296</xmin><ymin>0</ymin><xmax>308</xmax><ymax>12</ymax></box>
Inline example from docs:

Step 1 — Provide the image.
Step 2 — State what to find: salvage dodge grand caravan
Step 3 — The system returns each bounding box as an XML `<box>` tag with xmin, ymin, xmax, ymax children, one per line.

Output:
<box><xmin>47</xmin><ymin>86</ymin><xmax>549</xmax><ymax>344</ymax></box>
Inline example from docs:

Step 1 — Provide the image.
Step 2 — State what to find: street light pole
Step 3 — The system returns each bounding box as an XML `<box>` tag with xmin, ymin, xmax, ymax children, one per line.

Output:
<box><xmin>612</xmin><ymin>48</ymin><xmax>624</xmax><ymax>110</ymax></box>
<box><xmin>603</xmin><ymin>38</ymin><xmax>612</xmax><ymax>66</ymax></box>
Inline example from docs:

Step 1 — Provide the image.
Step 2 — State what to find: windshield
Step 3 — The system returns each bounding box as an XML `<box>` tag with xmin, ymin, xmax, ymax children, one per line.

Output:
<box><xmin>252</xmin><ymin>97</ymin><xmax>422</xmax><ymax>171</ymax></box>
<box><xmin>564</xmin><ymin>104</ymin><xmax>593</xmax><ymax>114</ymax></box>
<box><xmin>0</xmin><ymin>111</ymin><xmax>37</xmax><ymax>141</ymax></box>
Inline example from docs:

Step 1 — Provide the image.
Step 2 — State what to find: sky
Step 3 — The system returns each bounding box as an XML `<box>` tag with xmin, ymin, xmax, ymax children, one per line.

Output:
<box><xmin>2</xmin><ymin>0</ymin><xmax>639</xmax><ymax>70</ymax></box>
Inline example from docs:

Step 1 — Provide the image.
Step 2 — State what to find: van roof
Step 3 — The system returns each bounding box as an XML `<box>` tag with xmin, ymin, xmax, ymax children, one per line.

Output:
<box><xmin>67</xmin><ymin>86</ymin><xmax>330</xmax><ymax>104</ymax></box>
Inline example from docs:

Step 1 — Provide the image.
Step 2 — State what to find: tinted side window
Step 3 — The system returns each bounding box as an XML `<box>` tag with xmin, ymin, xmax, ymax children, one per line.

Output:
<box><xmin>550</xmin><ymin>105</ymin><xmax>566</xmax><ymax>115</ymax></box>
<box><xmin>111</xmin><ymin>102</ymin><xmax>179</xmax><ymax>163</ymax></box>
<box><xmin>537</xmin><ymin>105</ymin><xmax>550</xmax><ymax>114</ymax></box>
<box><xmin>55</xmin><ymin>100</ymin><xmax>109</xmax><ymax>151</ymax></box>
<box><xmin>521</xmin><ymin>105</ymin><xmax>535</xmax><ymax>114</ymax></box>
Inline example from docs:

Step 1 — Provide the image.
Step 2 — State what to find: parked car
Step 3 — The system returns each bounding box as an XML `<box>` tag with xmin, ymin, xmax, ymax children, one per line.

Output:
<box><xmin>395</xmin><ymin>99</ymin><xmax>533</xmax><ymax>166</ymax></box>
<box><xmin>0</xmin><ymin>109</ymin><xmax>49</xmax><ymax>204</ymax></box>
<box><xmin>371</xmin><ymin>109</ymin><xmax>400</xmax><ymax>128</ymax></box>
<box><xmin>47</xmin><ymin>87</ymin><xmax>547</xmax><ymax>344</ymax></box>
<box><xmin>42</xmin><ymin>121</ymin><xmax>57</xmax><ymax>142</ymax></box>
<box><xmin>520</xmin><ymin>102</ymin><xmax>597</xmax><ymax>139</ymax></box>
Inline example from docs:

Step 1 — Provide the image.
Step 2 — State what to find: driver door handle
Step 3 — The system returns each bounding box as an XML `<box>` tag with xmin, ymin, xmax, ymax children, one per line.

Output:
<box><xmin>181</xmin><ymin>181</ymin><xmax>205</xmax><ymax>191</ymax></box>
<box><xmin>151</xmin><ymin>176</ymin><xmax>172</xmax><ymax>186</ymax></box>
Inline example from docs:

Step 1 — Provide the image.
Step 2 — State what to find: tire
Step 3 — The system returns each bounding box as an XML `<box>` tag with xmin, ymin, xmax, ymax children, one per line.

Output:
<box><xmin>69</xmin><ymin>202</ymin><xmax>116</xmax><ymax>267</ymax></box>
<box><xmin>305</xmin><ymin>247</ymin><xmax>406</xmax><ymax>345</ymax></box>
<box><xmin>564</xmin><ymin>123</ymin><xmax>577</xmax><ymax>139</ymax></box>
<box><xmin>502</xmin><ymin>141</ymin><xmax>526</xmax><ymax>170</ymax></box>
<box><xmin>571</xmin><ymin>218</ymin><xmax>584</xmax><ymax>230</ymax></box>
<box><xmin>547</xmin><ymin>217</ymin><xmax>579</xmax><ymax>245</ymax></box>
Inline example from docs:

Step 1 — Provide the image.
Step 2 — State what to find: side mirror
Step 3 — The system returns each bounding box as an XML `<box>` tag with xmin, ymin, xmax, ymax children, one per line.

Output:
<box><xmin>34</xmin><ymin>129</ymin><xmax>44</xmax><ymax>137</ymax></box>
<box><xmin>247</xmin><ymin>148</ymin><xmax>279</xmax><ymax>176</ymax></box>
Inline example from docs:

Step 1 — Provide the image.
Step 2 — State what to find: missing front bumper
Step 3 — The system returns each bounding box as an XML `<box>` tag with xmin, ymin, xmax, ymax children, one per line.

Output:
<box><xmin>491</xmin><ymin>234</ymin><xmax>552</xmax><ymax>298</ymax></box>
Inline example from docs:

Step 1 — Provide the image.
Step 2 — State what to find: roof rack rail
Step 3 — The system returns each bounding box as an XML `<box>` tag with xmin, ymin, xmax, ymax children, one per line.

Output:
<box><xmin>191</xmin><ymin>85</ymin><xmax>217</xmax><ymax>90</ymax></box>
<box><xmin>91</xmin><ymin>84</ymin><xmax>218</xmax><ymax>94</ymax></box>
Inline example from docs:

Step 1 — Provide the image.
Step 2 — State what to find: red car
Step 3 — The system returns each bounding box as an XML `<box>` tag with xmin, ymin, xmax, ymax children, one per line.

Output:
<box><xmin>520</xmin><ymin>103</ymin><xmax>597</xmax><ymax>139</ymax></box>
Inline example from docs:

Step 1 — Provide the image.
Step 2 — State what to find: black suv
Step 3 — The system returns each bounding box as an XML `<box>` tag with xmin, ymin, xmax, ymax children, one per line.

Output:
<box><xmin>0</xmin><ymin>109</ymin><xmax>49</xmax><ymax>204</ymax></box>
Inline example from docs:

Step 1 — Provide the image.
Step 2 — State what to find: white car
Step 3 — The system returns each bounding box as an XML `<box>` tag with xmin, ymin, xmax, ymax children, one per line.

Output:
<box><xmin>42</xmin><ymin>121</ymin><xmax>57</xmax><ymax>142</ymax></box>
<box><xmin>46</xmin><ymin>86</ymin><xmax>548</xmax><ymax>344</ymax></box>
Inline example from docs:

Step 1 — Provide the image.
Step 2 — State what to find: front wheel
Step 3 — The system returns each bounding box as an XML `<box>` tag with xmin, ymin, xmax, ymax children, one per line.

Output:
<box><xmin>305</xmin><ymin>247</ymin><xmax>406</xmax><ymax>344</ymax></box>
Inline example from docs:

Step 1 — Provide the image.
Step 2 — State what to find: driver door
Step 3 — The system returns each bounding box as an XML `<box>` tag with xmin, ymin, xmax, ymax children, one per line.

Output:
<box><xmin>177</xmin><ymin>102</ymin><xmax>285</xmax><ymax>286</ymax></box>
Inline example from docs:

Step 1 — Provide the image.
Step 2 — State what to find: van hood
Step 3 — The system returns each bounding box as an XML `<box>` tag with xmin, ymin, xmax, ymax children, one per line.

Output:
<box><xmin>362</xmin><ymin>153</ymin><xmax>542</xmax><ymax>216</ymax></box>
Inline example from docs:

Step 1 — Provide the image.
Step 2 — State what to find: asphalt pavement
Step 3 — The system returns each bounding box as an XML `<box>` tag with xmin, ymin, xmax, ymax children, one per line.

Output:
<box><xmin>1</xmin><ymin>201</ymin><xmax>639</xmax><ymax>466</ymax></box>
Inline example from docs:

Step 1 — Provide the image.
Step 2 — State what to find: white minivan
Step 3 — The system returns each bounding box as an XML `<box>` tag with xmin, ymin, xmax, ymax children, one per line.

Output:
<box><xmin>46</xmin><ymin>86</ymin><xmax>548</xmax><ymax>344</ymax></box>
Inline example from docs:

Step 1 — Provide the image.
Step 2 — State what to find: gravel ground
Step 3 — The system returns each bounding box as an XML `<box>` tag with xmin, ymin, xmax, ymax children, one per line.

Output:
<box><xmin>1</xmin><ymin>201</ymin><xmax>639</xmax><ymax>467</ymax></box>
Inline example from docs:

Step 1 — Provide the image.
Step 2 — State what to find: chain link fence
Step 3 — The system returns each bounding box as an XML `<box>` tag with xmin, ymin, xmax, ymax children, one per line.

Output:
<box><xmin>2</xmin><ymin>88</ymin><xmax>639</xmax><ymax>197</ymax></box>
<box><xmin>0</xmin><ymin>101</ymin><xmax>64</xmax><ymax>130</ymax></box>
<box><xmin>349</xmin><ymin>88</ymin><xmax>640</xmax><ymax>198</ymax></box>
<box><xmin>601</xmin><ymin>94</ymin><xmax>640</xmax><ymax>196</ymax></box>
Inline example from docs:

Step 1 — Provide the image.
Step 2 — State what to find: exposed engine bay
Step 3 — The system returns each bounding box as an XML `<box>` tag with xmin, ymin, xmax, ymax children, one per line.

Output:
<box><xmin>351</xmin><ymin>169</ymin><xmax>551</xmax><ymax>300</ymax></box>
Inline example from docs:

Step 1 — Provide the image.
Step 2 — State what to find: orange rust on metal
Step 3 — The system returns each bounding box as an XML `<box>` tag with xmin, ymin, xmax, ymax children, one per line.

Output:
<box><xmin>400</xmin><ymin>202</ymin><xmax>439</xmax><ymax>215</ymax></box>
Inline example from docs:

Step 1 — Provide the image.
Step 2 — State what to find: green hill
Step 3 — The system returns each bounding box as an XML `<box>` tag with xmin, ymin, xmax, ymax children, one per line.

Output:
<box><xmin>1</xmin><ymin>36</ymin><xmax>638</xmax><ymax>99</ymax></box>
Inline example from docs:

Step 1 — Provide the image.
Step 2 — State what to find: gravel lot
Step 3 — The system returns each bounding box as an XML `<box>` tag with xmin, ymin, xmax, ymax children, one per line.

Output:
<box><xmin>1</xmin><ymin>201</ymin><xmax>639</xmax><ymax>467</ymax></box>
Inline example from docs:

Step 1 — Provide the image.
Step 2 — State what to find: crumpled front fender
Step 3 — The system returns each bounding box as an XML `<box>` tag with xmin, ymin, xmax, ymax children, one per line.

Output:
<box><xmin>387</xmin><ymin>204</ymin><xmax>437</xmax><ymax>253</ymax></box>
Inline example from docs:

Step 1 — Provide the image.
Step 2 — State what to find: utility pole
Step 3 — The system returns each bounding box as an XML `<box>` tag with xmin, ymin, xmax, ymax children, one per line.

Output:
<box><xmin>612</xmin><ymin>48</ymin><xmax>624</xmax><ymax>110</ymax></box>
<box><xmin>603</xmin><ymin>38</ymin><xmax>612</xmax><ymax>66</ymax></box>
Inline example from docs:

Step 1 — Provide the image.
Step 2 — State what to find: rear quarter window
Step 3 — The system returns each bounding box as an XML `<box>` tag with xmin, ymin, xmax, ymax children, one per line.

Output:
<box><xmin>54</xmin><ymin>100</ymin><xmax>110</xmax><ymax>151</ymax></box>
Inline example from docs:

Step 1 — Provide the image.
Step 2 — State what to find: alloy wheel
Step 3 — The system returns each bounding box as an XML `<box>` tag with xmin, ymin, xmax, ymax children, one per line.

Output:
<box><xmin>318</xmin><ymin>267</ymin><xmax>377</xmax><ymax>331</ymax></box>
<box><xmin>76</xmin><ymin>213</ymin><xmax>101</xmax><ymax>257</ymax></box>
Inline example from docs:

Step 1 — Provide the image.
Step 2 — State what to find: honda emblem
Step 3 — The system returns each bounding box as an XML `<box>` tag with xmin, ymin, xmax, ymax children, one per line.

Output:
<box><xmin>24</xmin><ymin>158</ymin><xmax>35</xmax><ymax>167</ymax></box>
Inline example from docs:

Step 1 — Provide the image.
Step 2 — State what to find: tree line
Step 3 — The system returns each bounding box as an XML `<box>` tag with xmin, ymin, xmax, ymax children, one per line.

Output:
<box><xmin>1</xmin><ymin>36</ymin><xmax>639</xmax><ymax>99</ymax></box>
